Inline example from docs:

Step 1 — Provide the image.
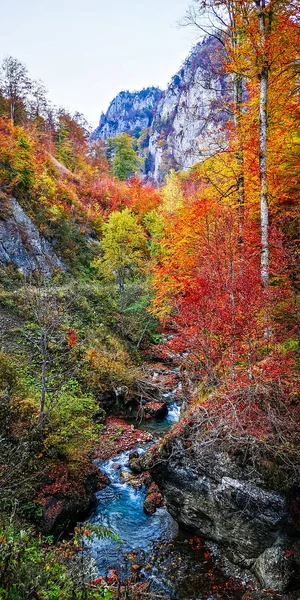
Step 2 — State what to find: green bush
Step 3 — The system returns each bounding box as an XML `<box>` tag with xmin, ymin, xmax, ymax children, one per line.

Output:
<box><xmin>0</xmin><ymin>521</ymin><xmax>113</xmax><ymax>600</ymax></box>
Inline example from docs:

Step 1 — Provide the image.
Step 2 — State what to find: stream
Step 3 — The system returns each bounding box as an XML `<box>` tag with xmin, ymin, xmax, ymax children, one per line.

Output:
<box><xmin>86</xmin><ymin>394</ymin><xmax>248</xmax><ymax>599</ymax></box>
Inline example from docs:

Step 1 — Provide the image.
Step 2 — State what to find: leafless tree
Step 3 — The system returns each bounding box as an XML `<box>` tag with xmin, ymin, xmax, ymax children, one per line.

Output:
<box><xmin>181</xmin><ymin>1</ymin><xmax>245</xmax><ymax>209</ymax></box>
<box><xmin>22</xmin><ymin>276</ymin><xmax>77</xmax><ymax>428</ymax></box>
<box><xmin>0</xmin><ymin>56</ymin><xmax>32</xmax><ymax>123</ymax></box>
<box><xmin>28</xmin><ymin>79</ymin><xmax>49</xmax><ymax>121</ymax></box>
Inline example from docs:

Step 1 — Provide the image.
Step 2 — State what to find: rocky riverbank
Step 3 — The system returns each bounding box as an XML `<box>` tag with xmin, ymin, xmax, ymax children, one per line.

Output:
<box><xmin>134</xmin><ymin>410</ymin><xmax>300</xmax><ymax>595</ymax></box>
<box><xmin>85</xmin><ymin>412</ymin><xmax>258</xmax><ymax>598</ymax></box>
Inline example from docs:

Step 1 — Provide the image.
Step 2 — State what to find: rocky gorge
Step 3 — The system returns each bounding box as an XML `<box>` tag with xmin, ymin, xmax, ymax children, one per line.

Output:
<box><xmin>74</xmin><ymin>362</ymin><xmax>299</xmax><ymax>598</ymax></box>
<box><xmin>92</xmin><ymin>36</ymin><xmax>229</xmax><ymax>183</ymax></box>
<box><xmin>128</xmin><ymin>410</ymin><xmax>300</xmax><ymax>596</ymax></box>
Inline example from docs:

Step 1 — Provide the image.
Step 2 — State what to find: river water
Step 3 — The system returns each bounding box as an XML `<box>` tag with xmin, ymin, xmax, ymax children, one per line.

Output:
<box><xmin>85</xmin><ymin>400</ymin><xmax>248</xmax><ymax>599</ymax></box>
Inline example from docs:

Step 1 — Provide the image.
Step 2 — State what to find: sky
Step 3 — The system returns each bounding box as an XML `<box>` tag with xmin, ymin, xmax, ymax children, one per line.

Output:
<box><xmin>0</xmin><ymin>0</ymin><xmax>197</xmax><ymax>128</ymax></box>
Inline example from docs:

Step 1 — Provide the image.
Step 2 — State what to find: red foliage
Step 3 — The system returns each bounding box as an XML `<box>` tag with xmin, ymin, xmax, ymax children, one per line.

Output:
<box><xmin>189</xmin><ymin>536</ymin><xmax>203</xmax><ymax>551</ymax></box>
<box><xmin>93</xmin><ymin>417</ymin><xmax>153</xmax><ymax>461</ymax></box>
<box><xmin>90</xmin><ymin>568</ymin><xmax>118</xmax><ymax>587</ymax></box>
<box><xmin>66</xmin><ymin>328</ymin><xmax>77</xmax><ymax>347</ymax></box>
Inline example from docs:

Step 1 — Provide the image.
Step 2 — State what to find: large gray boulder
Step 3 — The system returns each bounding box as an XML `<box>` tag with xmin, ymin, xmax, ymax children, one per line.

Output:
<box><xmin>149</xmin><ymin>438</ymin><xmax>300</xmax><ymax>592</ymax></box>
<box><xmin>0</xmin><ymin>198</ymin><xmax>65</xmax><ymax>276</ymax></box>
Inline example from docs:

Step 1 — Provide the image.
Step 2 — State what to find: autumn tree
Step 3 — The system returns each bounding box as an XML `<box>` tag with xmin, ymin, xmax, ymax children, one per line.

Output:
<box><xmin>88</xmin><ymin>138</ymin><xmax>109</xmax><ymax>173</ymax></box>
<box><xmin>125</xmin><ymin>177</ymin><xmax>161</xmax><ymax>217</ymax></box>
<box><xmin>108</xmin><ymin>133</ymin><xmax>143</xmax><ymax>180</ymax></box>
<box><xmin>93</xmin><ymin>208</ymin><xmax>147</xmax><ymax>313</ymax></box>
<box><xmin>55</xmin><ymin>110</ymin><xmax>90</xmax><ymax>171</ymax></box>
<box><xmin>161</xmin><ymin>169</ymin><xmax>184</xmax><ymax>213</ymax></box>
<box><xmin>0</xmin><ymin>56</ymin><xmax>31</xmax><ymax>123</ymax></box>
<box><xmin>184</xmin><ymin>0</ymin><xmax>300</xmax><ymax>287</ymax></box>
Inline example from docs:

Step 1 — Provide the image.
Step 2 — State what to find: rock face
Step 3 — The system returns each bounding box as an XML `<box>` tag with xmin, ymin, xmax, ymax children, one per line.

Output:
<box><xmin>0</xmin><ymin>198</ymin><xmax>65</xmax><ymax>276</ymax></box>
<box><xmin>147</xmin><ymin>36</ymin><xmax>229</xmax><ymax>183</ymax></box>
<box><xmin>92</xmin><ymin>37</ymin><xmax>229</xmax><ymax>183</ymax></box>
<box><xmin>92</xmin><ymin>87</ymin><xmax>162</xmax><ymax>142</ymax></box>
<box><xmin>148</xmin><ymin>437</ymin><xmax>300</xmax><ymax>592</ymax></box>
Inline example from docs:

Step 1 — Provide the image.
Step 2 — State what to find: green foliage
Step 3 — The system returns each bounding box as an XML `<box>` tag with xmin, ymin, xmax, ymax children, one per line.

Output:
<box><xmin>0</xmin><ymin>521</ymin><xmax>114</xmax><ymax>600</ymax></box>
<box><xmin>99</xmin><ymin>208</ymin><xmax>146</xmax><ymax>273</ymax></box>
<box><xmin>143</xmin><ymin>209</ymin><xmax>164</xmax><ymax>257</ymax></box>
<box><xmin>0</xmin><ymin>352</ymin><xmax>18</xmax><ymax>392</ymax></box>
<box><xmin>0</xmin><ymin>126</ymin><xmax>35</xmax><ymax>199</ymax></box>
<box><xmin>93</xmin><ymin>208</ymin><xmax>147</xmax><ymax>312</ymax></box>
<box><xmin>43</xmin><ymin>380</ymin><xmax>100</xmax><ymax>457</ymax></box>
<box><xmin>280</xmin><ymin>337</ymin><xmax>299</xmax><ymax>356</ymax></box>
<box><xmin>123</xmin><ymin>287</ymin><xmax>160</xmax><ymax>346</ymax></box>
<box><xmin>108</xmin><ymin>133</ymin><xmax>143</xmax><ymax>180</ymax></box>
<box><xmin>161</xmin><ymin>168</ymin><xmax>183</xmax><ymax>213</ymax></box>
<box><xmin>84</xmin><ymin>333</ymin><xmax>138</xmax><ymax>394</ymax></box>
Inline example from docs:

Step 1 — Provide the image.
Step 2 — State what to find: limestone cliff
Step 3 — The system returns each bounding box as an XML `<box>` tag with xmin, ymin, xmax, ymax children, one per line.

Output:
<box><xmin>92</xmin><ymin>37</ymin><xmax>229</xmax><ymax>183</ymax></box>
<box><xmin>147</xmin><ymin>36</ymin><xmax>229</xmax><ymax>183</ymax></box>
<box><xmin>91</xmin><ymin>87</ymin><xmax>162</xmax><ymax>142</ymax></box>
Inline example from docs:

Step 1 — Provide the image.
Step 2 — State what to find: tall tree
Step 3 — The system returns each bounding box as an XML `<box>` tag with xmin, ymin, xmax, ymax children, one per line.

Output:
<box><xmin>182</xmin><ymin>0</ymin><xmax>245</xmax><ymax>208</ymax></box>
<box><xmin>93</xmin><ymin>208</ymin><xmax>147</xmax><ymax>313</ymax></box>
<box><xmin>184</xmin><ymin>0</ymin><xmax>300</xmax><ymax>285</ymax></box>
<box><xmin>28</xmin><ymin>79</ymin><xmax>48</xmax><ymax>122</ymax></box>
<box><xmin>255</xmin><ymin>0</ymin><xmax>270</xmax><ymax>286</ymax></box>
<box><xmin>108</xmin><ymin>133</ymin><xmax>143</xmax><ymax>181</ymax></box>
<box><xmin>242</xmin><ymin>0</ymin><xmax>300</xmax><ymax>285</ymax></box>
<box><xmin>0</xmin><ymin>57</ymin><xmax>31</xmax><ymax>123</ymax></box>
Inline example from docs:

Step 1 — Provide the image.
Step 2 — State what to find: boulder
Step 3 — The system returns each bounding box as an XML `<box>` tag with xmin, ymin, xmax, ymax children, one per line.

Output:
<box><xmin>128</xmin><ymin>450</ymin><xmax>139</xmax><ymax>461</ymax></box>
<box><xmin>38</xmin><ymin>470</ymin><xmax>98</xmax><ymax>539</ymax></box>
<box><xmin>120</xmin><ymin>470</ymin><xmax>144</xmax><ymax>488</ymax></box>
<box><xmin>0</xmin><ymin>198</ymin><xmax>65</xmax><ymax>276</ymax></box>
<box><xmin>144</xmin><ymin>402</ymin><xmax>168</xmax><ymax>419</ymax></box>
<box><xmin>143</xmin><ymin>490</ymin><xmax>163</xmax><ymax>515</ymax></box>
<box><xmin>254</xmin><ymin>545</ymin><xmax>299</xmax><ymax>593</ymax></box>
<box><xmin>149</xmin><ymin>438</ymin><xmax>300</xmax><ymax>591</ymax></box>
<box><xmin>120</xmin><ymin>471</ymin><xmax>134</xmax><ymax>483</ymax></box>
<box><xmin>128</xmin><ymin>451</ymin><xmax>143</xmax><ymax>474</ymax></box>
<box><xmin>143</xmin><ymin>482</ymin><xmax>164</xmax><ymax>515</ymax></box>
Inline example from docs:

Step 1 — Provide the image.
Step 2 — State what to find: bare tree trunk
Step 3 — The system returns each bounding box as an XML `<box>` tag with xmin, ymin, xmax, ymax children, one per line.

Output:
<box><xmin>259</xmin><ymin>64</ymin><xmax>269</xmax><ymax>286</ymax></box>
<box><xmin>38</xmin><ymin>330</ymin><xmax>47</xmax><ymax>427</ymax></box>
<box><xmin>118</xmin><ymin>274</ymin><xmax>125</xmax><ymax>314</ymax></box>
<box><xmin>10</xmin><ymin>99</ymin><xmax>14</xmax><ymax>123</ymax></box>
<box><xmin>257</xmin><ymin>0</ymin><xmax>269</xmax><ymax>287</ymax></box>
<box><xmin>234</xmin><ymin>73</ymin><xmax>245</xmax><ymax>210</ymax></box>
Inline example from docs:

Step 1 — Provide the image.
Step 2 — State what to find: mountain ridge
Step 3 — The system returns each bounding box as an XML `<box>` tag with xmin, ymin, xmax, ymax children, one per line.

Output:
<box><xmin>92</xmin><ymin>37</ymin><xmax>230</xmax><ymax>182</ymax></box>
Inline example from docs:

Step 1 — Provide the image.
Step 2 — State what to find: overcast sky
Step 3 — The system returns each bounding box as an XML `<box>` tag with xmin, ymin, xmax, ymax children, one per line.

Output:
<box><xmin>1</xmin><ymin>0</ymin><xmax>197</xmax><ymax>128</ymax></box>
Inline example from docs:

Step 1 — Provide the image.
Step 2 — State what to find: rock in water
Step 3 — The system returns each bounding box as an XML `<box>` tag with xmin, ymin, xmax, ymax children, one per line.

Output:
<box><xmin>144</xmin><ymin>402</ymin><xmax>168</xmax><ymax>419</ymax></box>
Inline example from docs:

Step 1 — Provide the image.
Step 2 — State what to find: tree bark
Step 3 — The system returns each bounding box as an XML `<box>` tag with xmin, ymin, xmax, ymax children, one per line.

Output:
<box><xmin>259</xmin><ymin>64</ymin><xmax>269</xmax><ymax>286</ymax></box>
<box><xmin>234</xmin><ymin>73</ymin><xmax>245</xmax><ymax>210</ymax></box>
<box><xmin>118</xmin><ymin>272</ymin><xmax>125</xmax><ymax>314</ymax></box>
<box><xmin>257</xmin><ymin>0</ymin><xmax>269</xmax><ymax>287</ymax></box>
<box><xmin>38</xmin><ymin>330</ymin><xmax>47</xmax><ymax>427</ymax></box>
